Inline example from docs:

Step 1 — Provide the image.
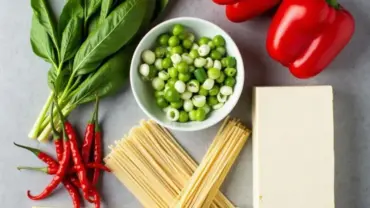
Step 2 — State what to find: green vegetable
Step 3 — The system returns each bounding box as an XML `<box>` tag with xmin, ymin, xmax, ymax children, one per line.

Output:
<box><xmin>216</xmin><ymin>71</ymin><xmax>225</xmax><ymax>84</ymax></box>
<box><xmin>222</xmin><ymin>56</ymin><xmax>236</xmax><ymax>68</ymax></box>
<box><xmin>210</xmin><ymin>50</ymin><xmax>222</xmax><ymax>60</ymax></box>
<box><xmin>28</xmin><ymin>0</ymin><xmax>170</xmax><ymax>140</ymax></box>
<box><xmin>172</xmin><ymin>24</ymin><xmax>184</xmax><ymax>36</ymax></box>
<box><xmin>196</xmin><ymin>108</ymin><xmax>206</xmax><ymax>121</ymax></box>
<box><xmin>164</xmin><ymin>87</ymin><xmax>181</xmax><ymax>102</ymax></box>
<box><xmin>213</xmin><ymin>35</ymin><xmax>225</xmax><ymax>47</ymax></box>
<box><xmin>171</xmin><ymin>46</ymin><xmax>183</xmax><ymax>54</ymax></box>
<box><xmin>73</xmin><ymin>0</ymin><xmax>147</xmax><ymax>75</ymax></box>
<box><xmin>199</xmin><ymin>87</ymin><xmax>208</xmax><ymax>96</ymax></box>
<box><xmin>179</xmin><ymin>111</ymin><xmax>189</xmax><ymax>122</ymax></box>
<box><xmin>168</xmin><ymin>36</ymin><xmax>180</xmax><ymax>47</ymax></box>
<box><xmin>189</xmin><ymin>49</ymin><xmax>199</xmax><ymax>59</ymax></box>
<box><xmin>209</xmin><ymin>85</ymin><xmax>220</xmax><ymax>96</ymax></box>
<box><xmin>162</xmin><ymin>57</ymin><xmax>172</xmax><ymax>68</ymax></box>
<box><xmin>170</xmin><ymin>100</ymin><xmax>183</xmax><ymax>109</ymax></box>
<box><xmin>208</xmin><ymin>68</ymin><xmax>221</xmax><ymax>80</ymax></box>
<box><xmin>207</xmin><ymin>96</ymin><xmax>219</xmax><ymax>106</ymax></box>
<box><xmin>156</xmin><ymin>96</ymin><xmax>169</xmax><ymax>108</ymax></box>
<box><xmin>224</xmin><ymin>77</ymin><xmax>236</xmax><ymax>87</ymax></box>
<box><xmin>158</xmin><ymin>34</ymin><xmax>170</xmax><ymax>46</ymax></box>
<box><xmin>189</xmin><ymin>110</ymin><xmax>197</xmax><ymax>121</ymax></box>
<box><xmin>198</xmin><ymin>37</ymin><xmax>210</xmax><ymax>45</ymax></box>
<box><xmin>193</xmin><ymin>68</ymin><xmax>207</xmax><ymax>83</ymax></box>
<box><xmin>178</xmin><ymin>73</ymin><xmax>191</xmax><ymax>82</ymax></box>
<box><xmin>183</xmin><ymin>39</ymin><xmax>193</xmax><ymax>49</ymax></box>
<box><xmin>155</xmin><ymin>47</ymin><xmax>167</xmax><ymax>58</ymax></box>
<box><xmin>216</xmin><ymin>46</ymin><xmax>226</xmax><ymax>57</ymax></box>
<box><xmin>225</xmin><ymin>67</ymin><xmax>237</xmax><ymax>77</ymax></box>
<box><xmin>176</xmin><ymin>61</ymin><xmax>188</xmax><ymax>73</ymax></box>
<box><xmin>168</xmin><ymin>67</ymin><xmax>178</xmax><ymax>78</ymax></box>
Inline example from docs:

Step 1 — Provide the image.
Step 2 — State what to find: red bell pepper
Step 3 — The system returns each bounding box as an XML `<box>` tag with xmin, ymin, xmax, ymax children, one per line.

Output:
<box><xmin>266</xmin><ymin>0</ymin><xmax>355</xmax><ymax>78</ymax></box>
<box><xmin>225</xmin><ymin>0</ymin><xmax>280</xmax><ymax>22</ymax></box>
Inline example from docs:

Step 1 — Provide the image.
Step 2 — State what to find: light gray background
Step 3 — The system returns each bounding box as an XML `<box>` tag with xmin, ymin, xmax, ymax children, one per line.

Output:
<box><xmin>0</xmin><ymin>0</ymin><xmax>369</xmax><ymax>207</ymax></box>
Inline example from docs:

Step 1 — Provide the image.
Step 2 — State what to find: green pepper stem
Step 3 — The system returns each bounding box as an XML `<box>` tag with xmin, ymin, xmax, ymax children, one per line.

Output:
<box><xmin>14</xmin><ymin>143</ymin><xmax>40</xmax><ymax>156</ymax></box>
<box><xmin>53</xmin><ymin>95</ymin><xmax>68</xmax><ymax>141</ymax></box>
<box><xmin>17</xmin><ymin>166</ymin><xmax>48</xmax><ymax>173</ymax></box>
<box><xmin>326</xmin><ymin>0</ymin><xmax>339</xmax><ymax>9</ymax></box>
<box><xmin>94</xmin><ymin>96</ymin><xmax>100</xmax><ymax>132</ymax></box>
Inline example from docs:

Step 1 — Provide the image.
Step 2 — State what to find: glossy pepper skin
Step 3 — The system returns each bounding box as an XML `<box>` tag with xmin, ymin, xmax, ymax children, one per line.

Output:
<box><xmin>266</xmin><ymin>0</ymin><xmax>355</xmax><ymax>78</ymax></box>
<box><xmin>226</xmin><ymin>0</ymin><xmax>280</xmax><ymax>22</ymax></box>
<box><xmin>213</xmin><ymin>0</ymin><xmax>239</xmax><ymax>5</ymax></box>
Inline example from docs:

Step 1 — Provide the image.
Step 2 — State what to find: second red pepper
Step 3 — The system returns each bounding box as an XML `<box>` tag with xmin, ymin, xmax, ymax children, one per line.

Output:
<box><xmin>266</xmin><ymin>0</ymin><xmax>355</xmax><ymax>78</ymax></box>
<box><xmin>226</xmin><ymin>0</ymin><xmax>280</xmax><ymax>22</ymax></box>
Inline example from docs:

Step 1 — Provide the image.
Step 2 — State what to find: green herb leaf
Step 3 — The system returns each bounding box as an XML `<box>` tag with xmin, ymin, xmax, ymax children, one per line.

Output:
<box><xmin>70</xmin><ymin>45</ymin><xmax>134</xmax><ymax>104</ymax></box>
<box><xmin>100</xmin><ymin>0</ymin><xmax>115</xmax><ymax>22</ymax></box>
<box><xmin>58</xmin><ymin>0</ymin><xmax>84</xmax><ymax>64</ymax></box>
<box><xmin>30</xmin><ymin>15</ymin><xmax>57</xmax><ymax>65</ymax></box>
<box><xmin>88</xmin><ymin>13</ymin><xmax>101</xmax><ymax>34</ymax></box>
<box><xmin>83</xmin><ymin>0</ymin><xmax>103</xmax><ymax>23</ymax></box>
<box><xmin>73</xmin><ymin>0</ymin><xmax>147</xmax><ymax>76</ymax></box>
<box><xmin>31</xmin><ymin>0</ymin><xmax>59</xmax><ymax>49</ymax></box>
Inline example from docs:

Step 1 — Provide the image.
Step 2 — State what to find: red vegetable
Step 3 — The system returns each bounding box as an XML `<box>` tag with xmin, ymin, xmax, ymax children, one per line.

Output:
<box><xmin>14</xmin><ymin>143</ymin><xmax>58</xmax><ymax>167</ymax></box>
<box><xmin>17</xmin><ymin>163</ymin><xmax>111</xmax><ymax>175</ymax></box>
<box><xmin>65</xmin><ymin>122</ymin><xmax>94</xmax><ymax>202</ymax></box>
<box><xmin>213</xmin><ymin>0</ymin><xmax>239</xmax><ymax>5</ymax></box>
<box><xmin>92</xmin><ymin>98</ymin><xmax>102</xmax><ymax>186</ymax></box>
<box><xmin>27</xmin><ymin>100</ymin><xmax>71</xmax><ymax>200</ymax></box>
<box><xmin>90</xmin><ymin>188</ymin><xmax>101</xmax><ymax>208</ymax></box>
<box><xmin>81</xmin><ymin>99</ymin><xmax>98</xmax><ymax>164</ymax></box>
<box><xmin>50</xmin><ymin>104</ymin><xmax>63</xmax><ymax>161</ymax></box>
<box><xmin>226</xmin><ymin>0</ymin><xmax>280</xmax><ymax>22</ymax></box>
<box><xmin>266</xmin><ymin>0</ymin><xmax>355</xmax><ymax>78</ymax></box>
<box><xmin>63</xmin><ymin>179</ymin><xmax>81</xmax><ymax>208</ymax></box>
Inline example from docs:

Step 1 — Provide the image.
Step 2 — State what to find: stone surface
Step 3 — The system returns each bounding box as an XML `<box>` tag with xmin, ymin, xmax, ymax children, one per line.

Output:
<box><xmin>0</xmin><ymin>0</ymin><xmax>369</xmax><ymax>207</ymax></box>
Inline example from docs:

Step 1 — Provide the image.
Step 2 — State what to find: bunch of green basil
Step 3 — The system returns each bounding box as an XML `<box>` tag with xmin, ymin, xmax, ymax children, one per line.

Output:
<box><xmin>28</xmin><ymin>0</ymin><xmax>169</xmax><ymax>141</ymax></box>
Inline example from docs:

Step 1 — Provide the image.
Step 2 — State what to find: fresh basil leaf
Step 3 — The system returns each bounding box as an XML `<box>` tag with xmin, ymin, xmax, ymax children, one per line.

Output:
<box><xmin>59</xmin><ymin>0</ymin><xmax>83</xmax><ymax>34</ymax></box>
<box><xmin>73</xmin><ymin>0</ymin><xmax>147</xmax><ymax>76</ymax></box>
<box><xmin>31</xmin><ymin>0</ymin><xmax>59</xmax><ymax>49</ymax></box>
<box><xmin>88</xmin><ymin>13</ymin><xmax>101</xmax><ymax>34</ymax></box>
<box><xmin>140</xmin><ymin>0</ymin><xmax>156</xmax><ymax>29</ymax></box>
<box><xmin>83</xmin><ymin>0</ymin><xmax>102</xmax><ymax>23</ymax></box>
<box><xmin>70</xmin><ymin>45</ymin><xmax>134</xmax><ymax>104</ymax></box>
<box><xmin>31</xmin><ymin>15</ymin><xmax>57</xmax><ymax>64</ymax></box>
<box><xmin>100</xmin><ymin>0</ymin><xmax>114</xmax><ymax>20</ymax></box>
<box><xmin>60</xmin><ymin>17</ymin><xmax>83</xmax><ymax>63</ymax></box>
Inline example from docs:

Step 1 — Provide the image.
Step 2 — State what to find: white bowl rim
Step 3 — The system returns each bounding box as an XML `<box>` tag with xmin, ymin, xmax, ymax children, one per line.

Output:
<box><xmin>130</xmin><ymin>17</ymin><xmax>245</xmax><ymax>131</ymax></box>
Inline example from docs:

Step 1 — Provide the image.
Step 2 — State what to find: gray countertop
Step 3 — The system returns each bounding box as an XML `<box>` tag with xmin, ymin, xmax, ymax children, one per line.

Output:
<box><xmin>1</xmin><ymin>0</ymin><xmax>370</xmax><ymax>207</ymax></box>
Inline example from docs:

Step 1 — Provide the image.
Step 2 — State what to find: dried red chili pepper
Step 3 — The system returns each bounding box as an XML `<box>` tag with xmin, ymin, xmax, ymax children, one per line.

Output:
<box><xmin>26</xmin><ymin>99</ymin><xmax>72</xmax><ymax>200</ymax></box>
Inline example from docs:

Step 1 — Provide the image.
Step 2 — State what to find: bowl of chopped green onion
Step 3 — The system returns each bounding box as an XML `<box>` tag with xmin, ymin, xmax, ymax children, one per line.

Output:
<box><xmin>130</xmin><ymin>17</ymin><xmax>244</xmax><ymax>131</ymax></box>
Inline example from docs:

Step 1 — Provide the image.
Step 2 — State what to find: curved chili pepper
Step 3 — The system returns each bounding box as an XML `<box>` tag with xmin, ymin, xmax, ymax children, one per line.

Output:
<box><xmin>17</xmin><ymin>163</ymin><xmax>111</xmax><ymax>175</ymax></box>
<box><xmin>226</xmin><ymin>0</ymin><xmax>280</xmax><ymax>22</ymax></box>
<box><xmin>14</xmin><ymin>143</ymin><xmax>58</xmax><ymax>167</ymax></box>
<box><xmin>92</xmin><ymin>98</ymin><xmax>102</xmax><ymax>186</ymax></box>
<box><xmin>27</xmin><ymin>100</ymin><xmax>72</xmax><ymax>200</ymax></box>
<box><xmin>81</xmin><ymin>100</ymin><xmax>97</xmax><ymax>163</ymax></box>
<box><xmin>266</xmin><ymin>0</ymin><xmax>355</xmax><ymax>78</ymax></box>
<box><xmin>90</xmin><ymin>188</ymin><xmax>101</xmax><ymax>208</ymax></box>
<box><xmin>70</xmin><ymin>177</ymin><xmax>96</xmax><ymax>204</ymax></box>
<box><xmin>65</xmin><ymin>122</ymin><xmax>94</xmax><ymax>202</ymax></box>
<box><xmin>63</xmin><ymin>179</ymin><xmax>81</xmax><ymax>208</ymax></box>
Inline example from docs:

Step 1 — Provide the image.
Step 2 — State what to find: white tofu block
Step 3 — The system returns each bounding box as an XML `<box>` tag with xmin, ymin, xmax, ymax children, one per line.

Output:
<box><xmin>252</xmin><ymin>86</ymin><xmax>334</xmax><ymax>208</ymax></box>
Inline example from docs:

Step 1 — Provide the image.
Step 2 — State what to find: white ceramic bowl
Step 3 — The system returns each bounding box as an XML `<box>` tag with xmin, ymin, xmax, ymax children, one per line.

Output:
<box><xmin>130</xmin><ymin>17</ymin><xmax>244</xmax><ymax>131</ymax></box>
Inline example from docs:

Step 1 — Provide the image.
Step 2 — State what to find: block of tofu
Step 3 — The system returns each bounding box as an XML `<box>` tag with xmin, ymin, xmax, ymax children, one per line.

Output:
<box><xmin>252</xmin><ymin>86</ymin><xmax>334</xmax><ymax>208</ymax></box>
